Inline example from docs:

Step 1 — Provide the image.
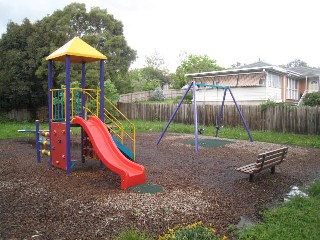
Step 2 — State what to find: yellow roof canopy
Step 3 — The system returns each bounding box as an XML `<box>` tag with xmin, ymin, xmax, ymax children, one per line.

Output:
<box><xmin>46</xmin><ymin>37</ymin><xmax>107</xmax><ymax>63</ymax></box>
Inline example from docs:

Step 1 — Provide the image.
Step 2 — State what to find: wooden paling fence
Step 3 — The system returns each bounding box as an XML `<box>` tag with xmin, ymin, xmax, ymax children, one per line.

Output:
<box><xmin>3</xmin><ymin>103</ymin><xmax>320</xmax><ymax>135</ymax></box>
<box><xmin>117</xmin><ymin>103</ymin><xmax>320</xmax><ymax>135</ymax></box>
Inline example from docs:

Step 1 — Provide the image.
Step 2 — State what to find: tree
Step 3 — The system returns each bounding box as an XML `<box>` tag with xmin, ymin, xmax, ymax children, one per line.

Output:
<box><xmin>145</xmin><ymin>51</ymin><xmax>168</xmax><ymax>72</ymax></box>
<box><xmin>144</xmin><ymin>52</ymin><xmax>171</xmax><ymax>88</ymax></box>
<box><xmin>124</xmin><ymin>53</ymin><xmax>172</xmax><ymax>93</ymax></box>
<box><xmin>35</xmin><ymin>3</ymin><xmax>136</xmax><ymax>88</ymax></box>
<box><xmin>0</xmin><ymin>3</ymin><xmax>136</xmax><ymax>113</ymax></box>
<box><xmin>286</xmin><ymin>59</ymin><xmax>308</xmax><ymax>68</ymax></box>
<box><xmin>231</xmin><ymin>62</ymin><xmax>246</xmax><ymax>69</ymax></box>
<box><xmin>126</xmin><ymin>67</ymin><xmax>164</xmax><ymax>92</ymax></box>
<box><xmin>173</xmin><ymin>54</ymin><xmax>225</xmax><ymax>89</ymax></box>
<box><xmin>0</xmin><ymin>19</ymin><xmax>46</xmax><ymax>114</ymax></box>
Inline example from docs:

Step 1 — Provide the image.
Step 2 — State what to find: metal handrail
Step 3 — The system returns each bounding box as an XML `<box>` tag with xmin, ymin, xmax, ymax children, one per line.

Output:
<box><xmin>51</xmin><ymin>88</ymin><xmax>136</xmax><ymax>159</ymax></box>
<box><xmin>104</xmin><ymin>97</ymin><xmax>136</xmax><ymax>159</ymax></box>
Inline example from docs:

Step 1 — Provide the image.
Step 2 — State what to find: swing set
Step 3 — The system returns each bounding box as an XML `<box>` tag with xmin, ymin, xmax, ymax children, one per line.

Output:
<box><xmin>156</xmin><ymin>81</ymin><xmax>254</xmax><ymax>152</ymax></box>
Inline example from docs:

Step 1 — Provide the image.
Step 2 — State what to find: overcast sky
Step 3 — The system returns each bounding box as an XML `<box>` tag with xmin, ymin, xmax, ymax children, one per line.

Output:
<box><xmin>0</xmin><ymin>0</ymin><xmax>319</xmax><ymax>72</ymax></box>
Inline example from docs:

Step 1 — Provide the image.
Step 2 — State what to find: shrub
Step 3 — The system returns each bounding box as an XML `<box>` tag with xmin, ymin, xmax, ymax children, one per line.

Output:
<box><xmin>303</xmin><ymin>92</ymin><xmax>320</xmax><ymax>106</ymax></box>
<box><xmin>260</xmin><ymin>99</ymin><xmax>277</xmax><ymax>112</ymax></box>
<box><xmin>184</xmin><ymin>92</ymin><xmax>193</xmax><ymax>104</ymax></box>
<box><xmin>260</xmin><ymin>99</ymin><xmax>291</xmax><ymax>112</ymax></box>
<box><xmin>158</xmin><ymin>222</ymin><xmax>227</xmax><ymax>240</ymax></box>
<box><xmin>150</xmin><ymin>87</ymin><xmax>166</xmax><ymax>101</ymax></box>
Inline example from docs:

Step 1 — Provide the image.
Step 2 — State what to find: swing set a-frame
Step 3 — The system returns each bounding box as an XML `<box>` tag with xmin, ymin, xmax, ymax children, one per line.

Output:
<box><xmin>156</xmin><ymin>81</ymin><xmax>254</xmax><ymax>153</ymax></box>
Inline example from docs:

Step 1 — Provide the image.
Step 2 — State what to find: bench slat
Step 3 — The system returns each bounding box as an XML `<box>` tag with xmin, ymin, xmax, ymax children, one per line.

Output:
<box><xmin>257</xmin><ymin>150</ymin><xmax>288</xmax><ymax>164</ymax></box>
<box><xmin>236</xmin><ymin>147</ymin><xmax>288</xmax><ymax>181</ymax></box>
<box><xmin>256</xmin><ymin>156</ymin><xmax>284</xmax><ymax>168</ymax></box>
<box><xmin>236</xmin><ymin>163</ymin><xmax>257</xmax><ymax>174</ymax></box>
<box><xmin>257</xmin><ymin>152</ymin><xmax>287</xmax><ymax>163</ymax></box>
<box><xmin>257</xmin><ymin>147</ymin><xmax>288</xmax><ymax>158</ymax></box>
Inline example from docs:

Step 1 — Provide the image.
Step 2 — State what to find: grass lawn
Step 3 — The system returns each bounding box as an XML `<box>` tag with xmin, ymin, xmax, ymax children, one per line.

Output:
<box><xmin>133</xmin><ymin>120</ymin><xmax>320</xmax><ymax>148</ymax></box>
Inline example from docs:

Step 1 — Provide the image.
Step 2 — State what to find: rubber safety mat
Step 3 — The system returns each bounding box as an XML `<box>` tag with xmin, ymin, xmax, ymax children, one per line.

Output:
<box><xmin>128</xmin><ymin>183</ymin><xmax>163</xmax><ymax>194</ymax></box>
<box><xmin>183</xmin><ymin>138</ymin><xmax>234</xmax><ymax>148</ymax></box>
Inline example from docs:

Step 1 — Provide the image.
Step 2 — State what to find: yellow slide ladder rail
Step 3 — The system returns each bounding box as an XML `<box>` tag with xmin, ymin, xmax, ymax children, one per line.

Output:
<box><xmin>103</xmin><ymin>96</ymin><xmax>136</xmax><ymax>159</ymax></box>
<box><xmin>51</xmin><ymin>88</ymin><xmax>136</xmax><ymax>159</ymax></box>
<box><xmin>80</xmin><ymin>88</ymin><xmax>100</xmax><ymax>118</ymax></box>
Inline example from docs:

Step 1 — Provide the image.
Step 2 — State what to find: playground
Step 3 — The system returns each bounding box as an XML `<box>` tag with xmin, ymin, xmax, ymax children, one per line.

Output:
<box><xmin>1</xmin><ymin>37</ymin><xmax>320</xmax><ymax>239</ymax></box>
<box><xmin>1</xmin><ymin>132</ymin><xmax>320</xmax><ymax>239</ymax></box>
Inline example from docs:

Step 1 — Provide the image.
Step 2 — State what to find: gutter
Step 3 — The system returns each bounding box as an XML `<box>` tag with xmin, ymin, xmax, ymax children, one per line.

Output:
<box><xmin>186</xmin><ymin>66</ymin><xmax>303</xmax><ymax>78</ymax></box>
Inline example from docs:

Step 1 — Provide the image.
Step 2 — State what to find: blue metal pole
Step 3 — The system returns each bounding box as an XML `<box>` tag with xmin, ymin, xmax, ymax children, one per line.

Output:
<box><xmin>228</xmin><ymin>87</ymin><xmax>254</xmax><ymax>142</ymax></box>
<box><xmin>36</xmin><ymin>120</ymin><xmax>41</xmax><ymax>162</ymax></box>
<box><xmin>99</xmin><ymin>60</ymin><xmax>105</xmax><ymax>168</ymax></box>
<box><xmin>156</xmin><ymin>82</ymin><xmax>193</xmax><ymax>145</ymax></box>
<box><xmin>99</xmin><ymin>60</ymin><xmax>105</xmax><ymax>122</ymax></box>
<box><xmin>193</xmin><ymin>81</ymin><xmax>198</xmax><ymax>153</ymax></box>
<box><xmin>65</xmin><ymin>55</ymin><xmax>71</xmax><ymax>172</ymax></box>
<box><xmin>48</xmin><ymin>61</ymin><xmax>53</xmax><ymax>121</ymax></box>
<box><xmin>48</xmin><ymin>60</ymin><xmax>53</xmax><ymax>166</ymax></box>
<box><xmin>81</xmin><ymin>62</ymin><xmax>86</xmax><ymax>163</ymax></box>
<box><xmin>215</xmin><ymin>88</ymin><xmax>227</xmax><ymax>137</ymax></box>
<box><xmin>81</xmin><ymin>62</ymin><xmax>86</xmax><ymax>119</ymax></box>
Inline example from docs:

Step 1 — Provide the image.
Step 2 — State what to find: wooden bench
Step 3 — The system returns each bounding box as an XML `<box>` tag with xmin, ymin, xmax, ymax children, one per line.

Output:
<box><xmin>236</xmin><ymin>147</ymin><xmax>288</xmax><ymax>182</ymax></box>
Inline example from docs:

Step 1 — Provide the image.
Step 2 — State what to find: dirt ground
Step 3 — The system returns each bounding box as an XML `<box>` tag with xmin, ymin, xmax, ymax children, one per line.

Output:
<box><xmin>1</xmin><ymin>132</ymin><xmax>320</xmax><ymax>239</ymax></box>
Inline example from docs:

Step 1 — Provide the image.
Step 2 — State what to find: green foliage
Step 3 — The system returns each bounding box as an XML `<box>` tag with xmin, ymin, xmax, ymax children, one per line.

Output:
<box><xmin>125</xmin><ymin>53</ymin><xmax>172</xmax><ymax>93</ymax></box>
<box><xmin>145</xmin><ymin>52</ymin><xmax>168</xmax><ymax>72</ymax></box>
<box><xmin>0</xmin><ymin>3</ymin><xmax>136</xmax><ymax>111</ymax></box>
<box><xmin>112</xmin><ymin>74</ymin><xmax>133</xmax><ymax>94</ymax></box>
<box><xmin>127</xmin><ymin>67</ymin><xmax>170</xmax><ymax>92</ymax></box>
<box><xmin>259</xmin><ymin>99</ymin><xmax>277</xmax><ymax>111</ymax></box>
<box><xmin>184</xmin><ymin>92</ymin><xmax>193</xmax><ymax>104</ymax></box>
<box><xmin>0</xmin><ymin>19</ymin><xmax>47</xmax><ymax>111</ymax></box>
<box><xmin>113</xmin><ymin>228</ymin><xmax>153</xmax><ymax>240</ymax></box>
<box><xmin>173</xmin><ymin>54</ymin><xmax>225</xmax><ymax>89</ymax></box>
<box><xmin>0</xmin><ymin>114</ymin><xmax>11</xmax><ymax>123</ymax></box>
<box><xmin>238</xmin><ymin>181</ymin><xmax>320</xmax><ymax>240</ymax></box>
<box><xmin>308</xmin><ymin>180</ymin><xmax>320</xmax><ymax>198</ymax></box>
<box><xmin>104</xmin><ymin>79</ymin><xmax>120</xmax><ymax>104</ymax></box>
<box><xmin>303</xmin><ymin>92</ymin><xmax>320</xmax><ymax>106</ymax></box>
<box><xmin>259</xmin><ymin>100</ymin><xmax>292</xmax><ymax>112</ymax></box>
<box><xmin>150</xmin><ymin>87</ymin><xmax>165</xmax><ymax>101</ymax></box>
<box><xmin>159</xmin><ymin>222</ymin><xmax>226</xmax><ymax>240</ymax></box>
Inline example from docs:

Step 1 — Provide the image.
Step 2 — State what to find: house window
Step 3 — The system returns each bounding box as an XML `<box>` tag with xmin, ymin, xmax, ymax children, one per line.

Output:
<box><xmin>287</xmin><ymin>78</ymin><xmax>299</xmax><ymax>100</ymax></box>
<box><xmin>267</xmin><ymin>73</ymin><xmax>281</xmax><ymax>88</ymax></box>
<box><xmin>259</xmin><ymin>78</ymin><xmax>266</xmax><ymax>86</ymax></box>
<box><xmin>309</xmin><ymin>80</ymin><xmax>319</xmax><ymax>92</ymax></box>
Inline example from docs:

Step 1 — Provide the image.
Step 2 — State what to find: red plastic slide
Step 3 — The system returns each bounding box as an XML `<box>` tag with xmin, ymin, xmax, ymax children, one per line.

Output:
<box><xmin>72</xmin><ymin>116</ymin><xmax>146</xmax><ymax>189</ymax></box>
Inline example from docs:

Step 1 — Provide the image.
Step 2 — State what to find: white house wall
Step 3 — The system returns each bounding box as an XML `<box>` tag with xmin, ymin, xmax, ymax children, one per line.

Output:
<box><xmin>265</xmin><ymin>87</ymin><xmax>282</xmax><ymax>102</ymax></box>
<box><xmin>195</xmin><ymin>87</ymin><xmax>282</xmax><ymax>105</ymax></box>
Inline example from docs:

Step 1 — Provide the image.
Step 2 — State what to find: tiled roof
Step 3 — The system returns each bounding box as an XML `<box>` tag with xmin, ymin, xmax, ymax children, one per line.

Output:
<box><xmin>288</xmin><ymin>66</ymin><xmax>320</xmax><ymax>77</ymax></box>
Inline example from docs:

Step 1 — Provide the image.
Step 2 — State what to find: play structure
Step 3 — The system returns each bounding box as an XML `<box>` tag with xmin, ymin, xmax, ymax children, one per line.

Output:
<box><xmin>157</xmin><ymin>81</ymin><xmax>254</xmax><ymax>152</ymax></box>
<box><xmin>35</xmin><ymin>37</ymin><xmax>146</xmax><ymax>189</ymax></box>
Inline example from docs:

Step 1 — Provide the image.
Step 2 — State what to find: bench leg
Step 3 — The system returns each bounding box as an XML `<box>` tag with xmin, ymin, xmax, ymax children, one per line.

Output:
<box><xmin>249</xmin><ymin>174</ymin><xmax>254</xmax><ymax>182</ymax></box>
<box><xmin>271</xmin><ymin>166</ymin><xmax>275</xmax><ymax>174</ymax></box>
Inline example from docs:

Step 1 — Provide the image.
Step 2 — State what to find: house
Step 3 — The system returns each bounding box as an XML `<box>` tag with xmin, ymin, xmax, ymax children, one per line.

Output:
<box><xmin>186</xmin><ymin>61</ymin><xmax>320</xmax><ymax>105</ymax></box>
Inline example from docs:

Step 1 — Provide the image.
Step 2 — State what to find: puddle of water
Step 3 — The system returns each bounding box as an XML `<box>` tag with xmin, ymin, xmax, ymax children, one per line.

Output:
<box><xmin>284</xmin><ymin>186</ymin><xmax>308</xmax><ymax>201</ymax></box>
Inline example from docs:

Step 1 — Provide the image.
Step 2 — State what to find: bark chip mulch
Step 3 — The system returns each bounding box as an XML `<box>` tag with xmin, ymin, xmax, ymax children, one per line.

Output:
<box><xmin>1</xmin><ymin>133</ymin><xmax>319</xmax><ymax>239</ymax></box>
